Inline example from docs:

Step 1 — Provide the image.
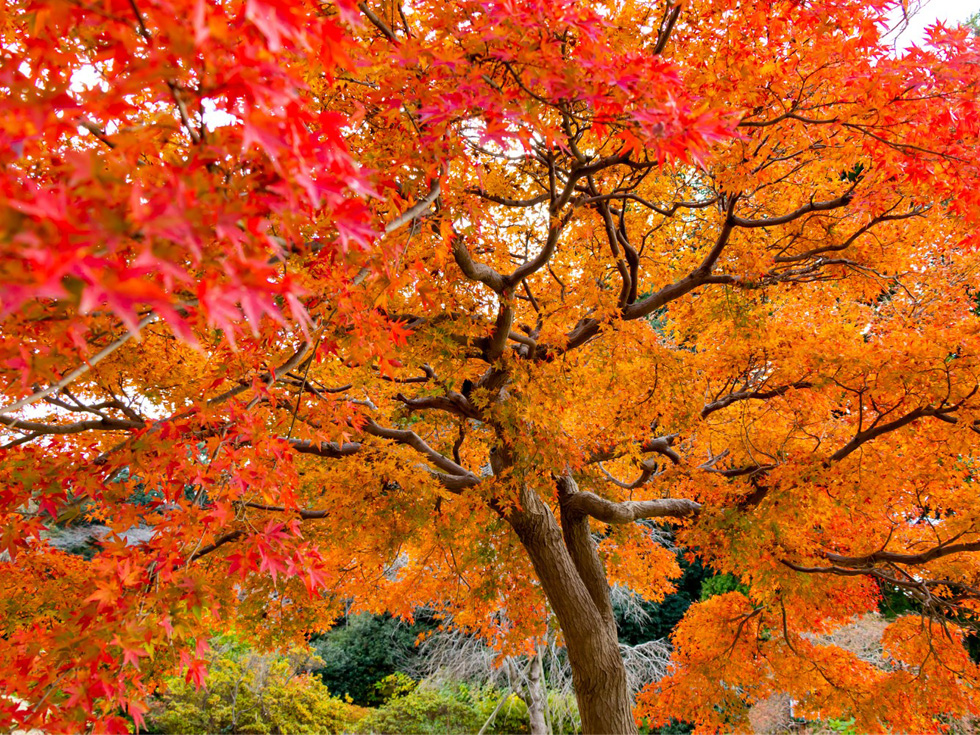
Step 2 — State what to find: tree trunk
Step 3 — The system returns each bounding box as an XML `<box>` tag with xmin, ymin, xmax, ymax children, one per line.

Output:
<box><xmin>526</xmin><ymin>647</ymin><xmax>549</xmax><ymax>735</ymax></box>
<box><xmin>507</xmin><ymin>482</ymin><xmax>637</xmax><ymax>735</ymax></box>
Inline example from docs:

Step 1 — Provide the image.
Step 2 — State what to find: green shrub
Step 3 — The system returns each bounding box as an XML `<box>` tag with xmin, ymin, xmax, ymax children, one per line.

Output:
<box><xmin>372</xmin><ymin>672</ymin><xmax>418</xmax><ymax>702</ymax></box>
<box><xmin>355</xmin><ymin>685</ymin><xmax>483</xmax><ymax>734</ymax></box>
<box><xmin>639</xmin><ymin>717</ymin><xmax>694</xmax><ymax>735</ymax></box>
<box><xmin>475</xmin><ymin>691</ymin><xmax>531</xmax><ymax>735</ymax></box>
<box><xmin>699</xmin><ymin>573</ymin><xmax>748</xmax><ymax>601</ymax></box>
<box><xmin>545</xmin><ymin>691</ymin><xmax>582</xmax><ymax>735</ymax></box>
<box><xmin>824</xmin><ymin>718</ymin><xmax>857</xmax><ymax>735</ymax></box>
<box><xmin>148</xmin><ymin>645</ymin><xmax>366</xmax><ymax>734</ymax></box>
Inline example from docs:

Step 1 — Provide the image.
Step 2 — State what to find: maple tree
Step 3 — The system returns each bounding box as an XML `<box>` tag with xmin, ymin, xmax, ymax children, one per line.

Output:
<box><xmin>2</xmin><ymin>0</ymin><xmax>980</xmax><ymax>732</ymax></box>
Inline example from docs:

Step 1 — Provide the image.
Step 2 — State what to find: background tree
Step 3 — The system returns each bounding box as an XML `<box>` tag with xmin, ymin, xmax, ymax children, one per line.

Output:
<box><xmin>2</xmin><ymin>0</ymin><xmax>980</xmax><ymax>733</ymax></box>
<box><xmin>311</xmin><ymin>612</ymin><xmax>436</xmax><ymax>706</ymax></box>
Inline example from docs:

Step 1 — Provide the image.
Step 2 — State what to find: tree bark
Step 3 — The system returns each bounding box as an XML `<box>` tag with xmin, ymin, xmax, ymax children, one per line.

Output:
<box><xmin>526</xmin><ymin>647</ymin><xmax>549</xmax><ymax>735</ymax></box>
<box><xmin>506</xmin><ymin>483</ymin><xmax>637</xmax><ymax>735</ymax></box>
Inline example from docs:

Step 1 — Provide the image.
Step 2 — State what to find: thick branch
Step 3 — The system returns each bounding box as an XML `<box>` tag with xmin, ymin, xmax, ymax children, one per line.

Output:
<box><xmin>652</xmin><ymin>3</ymin><xmax>682</xmax><ymax>55</ymax></box>
<box><xmin>0</xmin><ymin>415</ymin><xmax>142</xmax><ymax>435</ymax></box>
<box><xmin>619</xmin><ymin>195</ymin><xmax>739</xmax><ymax>324</ymax></box>
<box><xmin>468</xmin><ymin>189</ymin><xmax>550</xmax><ymax>208</ymax></box>
<box><xmin>826</xmin><ymin>540</ymin><xmax>980</xmax><ymax>568</ymax></box>
<box><xmin>395</xmin><ymin>392</ymin><xmax>481</xmax><ymax>420</ymax></box>
<box><xmin>563</xmin><ymin>492</ymin><xmax>700</xmax><ymax>523</ymax></box>
<box><xmin>453</xmin><ymin>239</ymin><xmax>508</xmax><ymax>293</ymax></box>
<box><xmin>597</xmin><ymin>458</ymin><xmax>659</xmax><ymax>490</ymax></box>
<box><xmin>558</xmin><ymin>474</ymin><xmax>616</xmax><ymax>624</ymax></box>
<box><xmin>731</xmin><ymin>191</ymin><xmax>853</xmax><ymax>229</ymax></box>
<box><xmin>485</xmin><ymin>302</ymin><xmax>515</xmax><ymax>361</ymax></box>
<box><xmin>829</xmin><ymin>404</ymin><xmax>958</xmax><ymax>462</ymax></box>
<box><xmin>287</xmin><ymin>438</ymin><xmax>363</xmax><ymax>457</ymax></box>
<box><xmin>588</xmin><ymin>434</ymin><xmax>681</xmax><ymax>465</ymax></box>
<box><xmin>357</xmin><ymin>0</ymin><xmax>398</xmax><ymax>40</ymax></box>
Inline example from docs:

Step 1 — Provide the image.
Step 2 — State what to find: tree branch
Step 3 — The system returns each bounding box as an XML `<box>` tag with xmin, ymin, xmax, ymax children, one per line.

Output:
<box><xmin>829</xmin><ymin>404</ymin><xmax>959</xmax><ymax>462</ymax></box>
<box><xmin>358</xmin><ymin>0</ymin><xmax>398</xmax><ymax>41</ymax></box>
<box><xmin>618</xmin><ymin>194</ymin><xmax>739</xmax><ymax>324</ymax></box>
<box><xmin>363</xmin><ymin>419</ymin><xmax>481</xmax><ymax>486</ymax></box>
<box><xmin>189</xmin><ymin>530</ymin><xmax>245</xmax><ymax>562</ymax></box>
<box><xmin>453</xmin><ymin>239</ymin><xmax>508</xmax><ymax>293</ymax></box>
<box><xmin>1</xmin><ymin>312</ymin><xmax>158</xmax><ymax>417</ymax></box>
<box><xmin>395</xmin><ymin>392</ymin><xmax>481</xmax><ymax>420</ymax></box>
<box><xmin>563</xmin><ymin>491</ymin><xmax>700</xmax><ymax>523</ymax></box>
<box><xmin>557</xmin><ymin>474</ymin><xmax>616</xmax><ymax>623</ymax></box>
<box><xmin>825</xmin><ymin>539</ymin><xmax>980</xmax><ymax>568</ymax></box>
<box><xmin>384</xmin><ymin>180</ymin><xmax>441</xmax><ymax>235</ymax></box>
<box><xmin>0</xmin><ymin>415</ymin><xmax>143</xmax><ymax>435</ymax></box>
<box><xmin>587</xmin><ymin>434</ymin><xmax>681</xmax><ymax>465</ymax></box>
<box><xmin>701</xmin><ymin>381</ymin><xmax>813</xmax><ymax>418</ymax></box>
<box><xmin>241</xmin><ymin>502</ymin><xmax>331</xmax><ymax>519</ymax></box>
<box><xmin>731</xmin><ymin>190</ymin><xmax>854</xmax><ymax>229</ymax></box>
<box><xmin>286</xmin><ymin>438</ymin><xmax>363</xmax><ymax>457</ymax></box>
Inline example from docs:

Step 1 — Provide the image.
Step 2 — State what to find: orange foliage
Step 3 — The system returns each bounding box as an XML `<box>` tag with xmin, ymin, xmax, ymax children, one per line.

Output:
<box><xmin>2</xmin><ymin>0</ymin><xmax>980</xmax><ymax>731</ymax></box>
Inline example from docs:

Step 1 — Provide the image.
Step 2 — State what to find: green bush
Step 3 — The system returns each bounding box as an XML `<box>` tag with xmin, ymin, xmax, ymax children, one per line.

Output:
<box><xmin>372</xmin><ymin>672</ymin><xmax>418</xmax><ymax>702</ymax></box>
<box><xmin>699</xmin><ymin>573</ymin><xmax>748</xmax><ymax>601</ymax></box>
<box><xmin>355</xmin><ymin>685</ymin><xmax>483</xmax><ymax>735</ymax></box>
<box><xmin>639</xmin><ymin>718</ymin><xmax>694</xmax><ymax>735</ymax></box>
<box><xmin>824</xmin><ymin>718</ymin><xmax>857</xmax><ymax>735</ymax></box>
<box><xmin>148</xmin><ymin>644</ymin><xmax>365</xmax><ymax>734</ymax></box>
<box><xmin>475</xmin><ymin>691</ymin><xmax>531</xmax><ymax>735</ymax></box>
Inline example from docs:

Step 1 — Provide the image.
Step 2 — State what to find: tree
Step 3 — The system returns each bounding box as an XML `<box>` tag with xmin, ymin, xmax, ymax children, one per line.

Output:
<box><xmin>2</xmin><ymin>0</ymin><xmax>980</xmax><ymax>732</ymax></box>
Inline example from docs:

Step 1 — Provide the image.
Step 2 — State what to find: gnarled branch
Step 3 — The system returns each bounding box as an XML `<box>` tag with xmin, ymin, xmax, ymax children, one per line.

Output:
<box><xmin>563</xmin><ymin>491</ymin><xmax>700</xmax><ymax>523</ymax></box>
